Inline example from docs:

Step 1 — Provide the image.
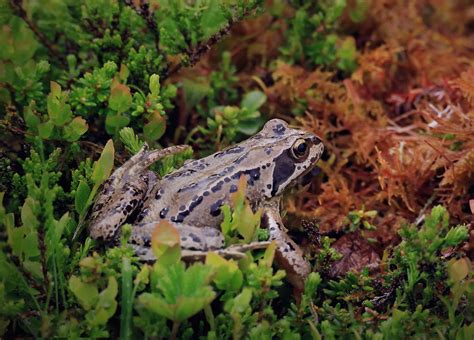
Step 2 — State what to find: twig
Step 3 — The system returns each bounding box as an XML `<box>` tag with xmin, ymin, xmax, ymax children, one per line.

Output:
<box><xmin>124</xmin><ymin>0</ymin><xmax>161</xmax><ymax>51</ymax></box>
<box><xmin>6</xmin><ymin>250</ymin><xmax>46</xmax><ymax>295</ymax></box>
<box><xmin>37</xmin><ymin>217</ymin><xmax>51</xmax><ymax>297</ymax></box>
<box><xmin>166</xmin><ymin>19</ymin><xmax>235</xmax><ymax>79</ymax></box>
<box><xmin>9</xmin><ymin>0</ymin><xmax>66</xmax><ymax>67</ymax></box>
<box><xmin>165</xmin><ymin>5</ymin><xmax>260</xmax><ymax>80</ymax></box>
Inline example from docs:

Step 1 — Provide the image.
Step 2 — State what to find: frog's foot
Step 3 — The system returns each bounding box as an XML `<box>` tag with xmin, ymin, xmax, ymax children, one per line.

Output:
<box><xmin>262</xmin><ymin>209</ymin><xmax>311</xmax><ymax>290</ymax></box>
<box><xmin>89</xmin><ymin>144</ymin><xmax>189</xmax><ymax>242</ymax></box>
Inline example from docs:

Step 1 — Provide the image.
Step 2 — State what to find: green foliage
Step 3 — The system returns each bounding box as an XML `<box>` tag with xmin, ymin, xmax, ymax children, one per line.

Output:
<box><xmin>1</xmin><ymin>0</ymin><xmax>472</xmax><ymax>338</ymax></box>
<box><xmin>280</xmin><ymin>0</ymin><xmax>359</xmax><ymax>72</ymax></box>
<box><xmin>221</xmin><ymin>176</ymin><xmax>263</xmax><ymax>245</ymax></box>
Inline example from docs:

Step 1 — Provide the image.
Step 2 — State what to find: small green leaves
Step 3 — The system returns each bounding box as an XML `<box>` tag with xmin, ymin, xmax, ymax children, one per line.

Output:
<box><xmin>69</xmin><ymin>276</ymin><xmax>118</xmax><ymax>327</ymax></box>
<box><xmin>221</xmin><ymin>176</ymin><xmax>262</xmax><ymax>244</ymax></box>
<box><xmin>138</xmin><ymin>262</ymin><xmax>216</xmax><ymax>322</ymax></box>
<box><xmin>48</xmin><ymin>81</ymin><xmax>73</xmax><ymax>126</ymax></box>
<box><xmin>24</xmin><ymin>82</ymin><xmax>88</xmax><ymax>141</ymax></box>
<box><xmin>119</xmin><ymin>127</ymin><xmax>145</xmax><ymax>154</ymax></box>
<box><xmin>69</xmin><ymin>275</ymin><xmax>99</xmax><ymax>311</ymax></box>
<box><xmin>205</xmin><ymin>252</ymin><xmax>243</xmax><ymax>292</ymax></box>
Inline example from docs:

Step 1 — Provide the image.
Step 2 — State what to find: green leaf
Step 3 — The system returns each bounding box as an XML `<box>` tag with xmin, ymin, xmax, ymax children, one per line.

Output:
<box><xmin>448</xmin><ymin>258</ymin><xmax>470</xmax><ymax>283</ymax></box>
<box><xmin>119</xmin><ymin>64</ymin><xmax>130</xmax><ymax>82</ymax></box>
<box><xmin>240</xmin><ymin>90</ymin><xmax>267</xmax><ymax>112</ymax></box>
<box><xmin>225</xmin><ymin>288</ymin><xmax>252</xmax><ymax>314</ymax></box>
<box><xmin>149</xmin><ymin>74</ymin><xmax>161</xmax><ymax>96</ymax></box>
<box><xmin>75</xmin><ymin>181</ymin><xmax>91</xmax><ymax>215</ymax></box>
<box><xmin>109</xmin><ymin>81</ymin><xmax>132</xmax><ymax>113</ymax></box>
<box><xmin>90</xmin><ymin>277</ymin><xmax>118</xmax><ymax>327</ymax></box>
<box><xmin>105</xmin><ymin>112</ymin><xmax>130</xmax><ymax>132</ymax></box>
<box><xmin>69</xmin><ymin>275</ymin><xmax>99</xmax><ymax>311</ymax></box>
<box><xmin>143</xmin><ymin>111</ymin><xmax>166</xmax><ymax>141</ymax></box>
<box><xmin>260</xmin><ymin>241</ymin><xmax>277</xmax><ymax>268</ymax></box>
<box><xmin>38</xmin><ymin>121</ymin><xmax>54</xmax><ymax>139</ymax></box>
<box><xmin>47</xmin><ymin>81</ymin><xmax>73</xmax><ymax>126</ymax></box>
<box><xmin>91</xmin><ymin>139</ymin><xmax>115</xmax><ymax>185</ymax></box>
<box><xmin>151</xmin><ymin>221</ymin><xmax>181</xmax><ymax>259</ymax></box>
<box><xmin>64</xmin><ymin>117</ymin><xmax>88</xmax><ymax>141</ymax></box>
<box><xmin>205</xmin><ymin>252</ymin><xmax>243</xmax><ymax>292</ymax></box>
<box><xmin>183</xmin><ymin>78</ymin><xmax>211</xmax><ymax>112</ymax></box>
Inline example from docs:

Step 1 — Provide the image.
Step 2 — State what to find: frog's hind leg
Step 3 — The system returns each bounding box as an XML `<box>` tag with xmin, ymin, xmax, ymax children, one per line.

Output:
<box><xmin>129</xmin><ymin>222</ymin><xmax>226</xmax><ymax>261</ymax></box>
<box><xmin>89</xmin><ymin>144</ymin><xmax>189</xmax><ymax>242</ymax></box>
<box><xmin>130</xmin><ymin>222</ymin><xmax>271</xmax><ymax>261</ymax></box>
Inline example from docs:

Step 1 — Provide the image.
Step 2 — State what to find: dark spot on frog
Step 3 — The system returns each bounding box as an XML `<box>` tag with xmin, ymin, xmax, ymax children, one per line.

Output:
<box><xmin>230</xmin><ymin>168</ymin><xmax>260</xmax><ymax>183</ymax></box>
<box><xmin>273</xmin><ymin>123</ymin><xmax>286</xmax><ymax>135</ymax></box>
<box><xmin>267</xmin><ymin>184</ymin><xmax>272</xmax><ymax>189</ymax></box>
<box><xmin>188</xmin><ymin>195</ymin><xmax>203</xmax><ymax>211</ymax></box>
<box><xmin>211</xmin><ymin>180</ymin><xmax>224</xmax><ymax>193</ymax></box>
<box><xmin>159</xmin><ymin>207</ymin><xmax>169</xmax><ymax>219</ymax></box>
<box><xmin>210</xmin><ymin>199</ymin><xmax>224</xmax><ymax>217</ymax></box>
<box><xmin>136</xmin><ymin>208</ymin><xmax>149</xmax><ymax>222</ymax></box>
<box><xmin>179</xmin><ymin>205</ymin><xmax>186</xmax><ymax>211</ymax></box>
<box><xmin>271</xmin><ymin>150</ymin><xmax>296</xmax><ymax>196</ymax></box>
<box><xmin>234</xmin><ymin>154</ymin><xmax>247</xmax><ymax>164</ymax></box>
<box><xmin>203</xmin><ymin>191</ymin><xmax>210</xmax><ymax>196</ymax></box>
<box><xmin>264</xmin><ymin>146</ymin><xmax>272</xmax><ymax>155</ymax></box>
<box><xmin>230</xmin><ymin>184</ymin><xmax>238</xmax><ymax>193</ymax></box>
<box><xmin>297</xmin><ymin>166</ymin><xmax>301</xmax><ymax>170</ymax></box>
<box><xmin>214</xmin><ymin>146</ymin><xmax>244</xmax><ymax>158</ymax></box>
<box><xmin>178</xmin><ymin>182</ymin><xmax>198</xmax><ymax>193</ymax></box>
<box><xmin>125</xmin><ymin>199</ymin><xmax>138</xmax><ymax>213</ymax></box>
<box><xmin>189</xmin><ymin>233</ymin><xmax>201</xmax><ymax>243</ymax></box>
<box><xmin>266</xmin><ymin>163</ymin><xmax>271</xmax><ymax>167</ymax></box>
<box><xmin>155</xmin><ymin>188</ymin><xmax>165</xmax><ymax>200</ymax></box>
<box><xmin>167</xmin><ymin>169</ymin><xmax>197</xmax><ymax>179</ymax></box>
<box><xmin>310</xmin><ymin>156</ymin><xmax>318</xmax><ymax>163</ymax></box>
<box><xmin>181</xmin><ymin>236</ymin><xmax>188</xmax><ymax>242</ymax></box>
<box><xmin>224</xmin><ymin>177</ymin><xmax>231</xmax><ymax>183</ymax></box>
<box><xmin>223</xmin><ymin>166</ymin><xmax>235</xmax><ymax>174</ymax></box>
<box><xmin>171</xmin><ymin>213</ymin><xmax>185</xmax><ymax>223</ymax></box>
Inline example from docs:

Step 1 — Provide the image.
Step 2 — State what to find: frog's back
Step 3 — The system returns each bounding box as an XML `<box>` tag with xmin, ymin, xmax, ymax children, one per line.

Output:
<box><xmin>137</xmin><ymin>119</ymin><xmax>324</xmax><ymax>230</ymax></box>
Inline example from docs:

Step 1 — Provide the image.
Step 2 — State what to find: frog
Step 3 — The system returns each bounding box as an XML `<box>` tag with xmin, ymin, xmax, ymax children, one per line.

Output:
<box><xmin>88</xmin><ymin>119</ymin><xmax>324</xmax><ymax>289</ymax></box>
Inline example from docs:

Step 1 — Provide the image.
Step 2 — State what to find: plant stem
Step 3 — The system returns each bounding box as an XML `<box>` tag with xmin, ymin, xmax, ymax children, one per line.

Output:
<box><xmin>120</xmin><ymin>257</ymin><xmax>133</xmax><ymax>340</ymax></box>
<box><xmin>170</xmin><ymin>320</ymin><xmax>180</xmax><ymax>340</ymax></box>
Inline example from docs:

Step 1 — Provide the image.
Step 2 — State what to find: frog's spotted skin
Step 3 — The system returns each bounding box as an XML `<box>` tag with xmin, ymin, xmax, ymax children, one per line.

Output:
<box><xmin>89</xmin><ymin>119</ymin><xmax>324</xmax><ymax>288</ymax></box>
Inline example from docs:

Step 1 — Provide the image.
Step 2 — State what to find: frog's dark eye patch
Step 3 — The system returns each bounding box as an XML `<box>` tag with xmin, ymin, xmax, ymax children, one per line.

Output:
<box><xmin>290</xmin><ymin>139</ymin><xmax>309</xmax><ymax>160</ymax></box>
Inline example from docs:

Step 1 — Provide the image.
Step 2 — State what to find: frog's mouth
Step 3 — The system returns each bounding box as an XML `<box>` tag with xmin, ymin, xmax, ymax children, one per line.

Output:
<box><xmin>298</xmin><ymin>166</ymin><xmax>321</xmax><ymax>187</ymax></box>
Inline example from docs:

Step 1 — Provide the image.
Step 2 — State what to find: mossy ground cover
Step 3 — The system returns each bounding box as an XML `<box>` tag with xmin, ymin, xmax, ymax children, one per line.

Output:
<box><xmin>0</xmin><ymin>0</ymin><xmax>473</xmax><ymax>338</ymax></box>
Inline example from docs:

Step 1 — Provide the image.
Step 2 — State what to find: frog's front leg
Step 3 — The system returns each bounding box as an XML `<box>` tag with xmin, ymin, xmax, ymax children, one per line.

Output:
<box><xmin>89</xmin><ymin>144</ymin><xmax>189</xmax><ymax>242</ymax></box>
<box><xmin>262</xmin><ymin>208</ymin><xmax>311</xmax><ymax>290</ymax></box>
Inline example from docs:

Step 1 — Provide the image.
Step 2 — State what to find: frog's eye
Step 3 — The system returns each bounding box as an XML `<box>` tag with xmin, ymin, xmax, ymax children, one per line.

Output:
<box><xmin>291</xmin><ymin>139</ymin><xmax>309</xmax><ymax>160</ymax></box>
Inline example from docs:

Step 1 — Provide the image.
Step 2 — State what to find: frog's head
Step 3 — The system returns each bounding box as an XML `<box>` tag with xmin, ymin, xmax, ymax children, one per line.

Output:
<box><xmin>247</xmin><ymin>119</ymin><xmax>325</xmax><ymax>198</ymax></box>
